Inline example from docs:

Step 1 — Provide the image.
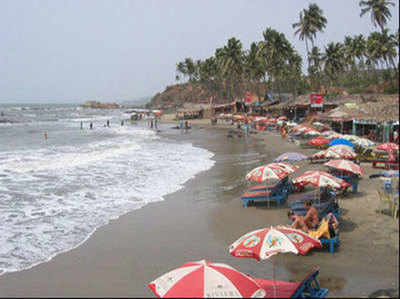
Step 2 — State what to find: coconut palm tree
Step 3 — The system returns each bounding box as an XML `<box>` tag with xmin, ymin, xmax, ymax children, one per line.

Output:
<box><xmin>293</xmin><ymin>3</ymin><xmax>327</xmax><ymax>66</ymax></box>
<box><xmin>323</xmin><ymin>42</ymin><xmax>346</xmax><ymax>84</ymax></box>
<box><xmin>359</xmin><ymin>0</ymin><xmax>395</xmax><ymax>33</ymax></box>
<box><xmin>308</xmin><ymin>46</ymin><xmax>323</xmax><ymax>89</ymax></box>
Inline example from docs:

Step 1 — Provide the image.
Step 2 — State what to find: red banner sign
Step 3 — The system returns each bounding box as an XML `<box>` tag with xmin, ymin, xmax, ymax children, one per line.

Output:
<box><xmin>310</xmin><ymin>93</ymin><xmax>324</xmax><ymax>107</ymax></box>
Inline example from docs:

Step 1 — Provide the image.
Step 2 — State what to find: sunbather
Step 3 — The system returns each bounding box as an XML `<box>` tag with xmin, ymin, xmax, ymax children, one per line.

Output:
<box><xmin>288</xmin><ymin>200</ymin><xmax>319</xmax><ymax>232</ymax></box>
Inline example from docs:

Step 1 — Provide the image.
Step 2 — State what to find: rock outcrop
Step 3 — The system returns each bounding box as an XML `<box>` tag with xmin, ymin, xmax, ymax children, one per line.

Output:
<box><xmin>81</xmin><ymin>101</ymin><xmax>120</xmax><ymax>109</ymax></box>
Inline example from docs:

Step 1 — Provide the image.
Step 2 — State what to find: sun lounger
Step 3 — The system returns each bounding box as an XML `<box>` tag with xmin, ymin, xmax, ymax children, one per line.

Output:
<box><xmin>250</xmin><ymin>267</ymin><xmax>328</xmax><ymax>298</ymax></box>
<box><xmin>241</xmin><ymin>178</ymin><xmax>293</xmax><ymax>208</ymax></box>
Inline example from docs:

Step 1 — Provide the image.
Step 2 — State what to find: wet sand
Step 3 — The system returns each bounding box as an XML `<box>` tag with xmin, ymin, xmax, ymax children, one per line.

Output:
<box><xmin>0</xmin><ymin>121</ymin><xmax>398</xmax><ymax>297</ymax></box>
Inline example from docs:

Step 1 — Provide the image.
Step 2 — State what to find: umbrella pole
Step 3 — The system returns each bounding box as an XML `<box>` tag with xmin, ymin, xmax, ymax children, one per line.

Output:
<box><xmin>272</xmin><ymin>259</ymin><xmax>277</xmax><ymax>298</ymax></box>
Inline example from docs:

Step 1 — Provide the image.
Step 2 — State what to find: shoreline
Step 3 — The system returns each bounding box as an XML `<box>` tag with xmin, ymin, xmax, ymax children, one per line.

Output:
<box><xmin>0</xmin><ymin>119</ymin><xmax>398</xmax><ymax>297</ymax></box>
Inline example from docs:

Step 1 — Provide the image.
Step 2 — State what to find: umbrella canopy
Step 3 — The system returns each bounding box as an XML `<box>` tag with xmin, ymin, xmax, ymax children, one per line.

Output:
<box><xmin>324</xmin><ymin>159</ymin><xmax>364</xmax><ymax>176</ymax></box>
<box><xmin>286</xmin><ymin>121</ymin><xmax>298</xmax><ymax>127</ymax></box>
<box><xmin>246</xmin><ymin>164</ymin><xmax>291</xmax><ymax>182</ymax></box>
<box><xmin>341</xmin><ymin>134</ymin><xmax>358</xmax><ymax>141</ymax></box>
<box><xmin>293</xmin><ymin>170</ymin><xmax>350</xmax><ymax>189</ymax></box>
<box><xmin>312</xmin><ymin>147</ymin><xmax>357</xmax><ymax>160</ymax></box>
<box><xmin>329</xmin><ymin>144</ymin><xmax>355</xmax><ymax>152</ymax></box>
<box><xmin>321</xmin><ymin>130</ymin><xmax>337</xmax><ymax>137</ymax></box>
<box><xmin>329</xmin><ymin>138</ymin><xmax>354</xmax><ymax>147</ymax></box>
<box><xmin>148</xmin><ymin>259</ymin><xmax>266</xmax><ymax>298</ymax></box>
<box><xmin>233</xmin><ymin>114</ymin><xmax>247</xmax><ymax>121</ymax></box>
<box><xmin>277</xmin><ymin>116</ymin><xmax>287</xmax><ymax>120</ymax></box>
<box><xmin>377</xmin><ymin>142</ymin><xmax>399</xmax><ymax>151</ymax></box>
<box><xmin>304</xmin><ymin>130</ymin><xmax>321</xmax><ymax>137</ymax></box>
<box><xmin>274</xmin><ymin>152</ymin><xmax>308</xmax><ymax>162</ymax></box>
<box><xmin>352</xmin><ymin>137</ymin><xmax>375</xmax><ymax>148</ymax></box>
<box><xmin>267</xmin><ymin>163</ymin><xmax>299</xmax><ymax>173</ymax></box>
<box><xmin>307</xmin><ymin>136</ymin><xmax>330</xmax><ymax>146</ymax></box>
<box><xmin>229</xmin><ymin>226</ymin><xmax>321</xmax><ymax>261</ymax></box>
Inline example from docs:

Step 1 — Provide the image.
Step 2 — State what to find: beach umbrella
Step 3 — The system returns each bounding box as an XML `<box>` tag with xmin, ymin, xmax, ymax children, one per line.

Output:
<box><xmin>254</xmin><ymin>116</ymin><xmax>267</xmax><ymax>122</ymax></box>
<box><xmin>277</xmin><ymin>116</ymin><xmax>287</xmax><ymax>120</ymax></box>
<box><xmin>274</xmin><ymin>152</ymin><xmax>308</xmax><ymax>162</ymax></box>
<box><xmin>304</xmin><ymin>130</ymin><xmax>321</xmax><ymax>137</ymax></box>
<box><xmin>321</xmin><ymin>130</ymin><xmax>337</xmax><ymax>137</ymax></box>
<box><xmin>377</xmin><ymin>142</ymin><xmax>399</xmax><ymax>151</ymax></box>
<box><xmin>293</xmin><ymin>170</ymin><xmax>350</xmax><ymax>189</ymax></box>
<box><xmin>246</xmin><ymin>164</ymin><xmax>291</xmax><ymax>182</ymax></box>
<box><xmin>313</xmin><ymin>147</ymin><xmax>356</xmax><ymax>160</ymax></box>
<box><xmin>148</xmin><ymin>259</ymin><xmax>266</xmax><ymax>298</ymax></box>
<box><xmin>233</xmin><ymin>114</ymin><xmax>247</xmax><ymax>121</ymax></box>
<box><xmin>324</xmin><ymin>159</ymin><xmax>364</xmax><ymax>176</ymax></box>
<box><xmin>329</xmin><ymin>138</ymin><xmax>354</xmax><ymax>147</ymax></box>
<box><xmin>267</xmin><ymin>163</ymin><xmax>299</xmax><ymax>173</ymax></box>
<box><xmin>229</xmin><ymin>226</ymin><xmax>321</xmax><ymax>261</ymax></box>
<box><xmin>307</xmin><ymin>136</ymin><xmax>330</xmax><ymax>146</ymax></box>
<box><xmin>286</xmin><ymin>121</ymin><xmax>298</xmax><ymax>127</ymax></box>
<box><xmin>312</xmin><ymin>122</ymin><xmax>325</xmax><ymax>127</ymax></box>
<box><xmin>329</xmin><ymin>144</ymin><xmax>355</xmax><ymax>152</ymax></box>
<box><xmin>352</xmin><ymin>137</ymin><xmax>375</xmax><ymax>148</ymax></box>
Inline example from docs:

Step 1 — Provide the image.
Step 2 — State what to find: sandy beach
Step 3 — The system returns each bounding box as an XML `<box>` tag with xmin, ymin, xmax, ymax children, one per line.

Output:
<box><xmin>0</xmin><ymin>118</ymin><xmax>398</xmax><ymax>298</ymax></box>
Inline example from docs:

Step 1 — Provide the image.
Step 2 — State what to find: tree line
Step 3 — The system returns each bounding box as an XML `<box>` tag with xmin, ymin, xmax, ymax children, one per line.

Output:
<box><xmin>175</xmin><ymin>0</ymin><xmax>398</xmax><ymax>103</ymax></box>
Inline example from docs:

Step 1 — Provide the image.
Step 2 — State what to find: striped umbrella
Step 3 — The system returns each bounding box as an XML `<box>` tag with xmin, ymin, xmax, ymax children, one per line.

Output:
<box><xmin>229</xmin><ymin>226</ymin><xmax>321</xmax><ymax>261</ymax></box>
<box><xmin>377</xmin><ymin>142</ymin><xmax>399</xmax><ymax>151</ymax></box>
<box><xmin>324</xmin><ymin>159</ymin><xmax>364</xmax><ymax>176</ymax></box>
<box><xmin>267</xmin><ymin>163</ymin><xmax>299</xmax><ymax>174</ymax></box>
<box><xmin>148</xmin><ymin>260</ymin><xmax>266</xmax><ymax>298</ymax></box>
<box><xmin>293</xmin><ymin>170</ymin><xmax>350</xmax><ymax>189</ymax></box>
<box><xmin>246</xmin><ymin>164</ymin><xmax>293</xmax><ymax>182</ymax></box>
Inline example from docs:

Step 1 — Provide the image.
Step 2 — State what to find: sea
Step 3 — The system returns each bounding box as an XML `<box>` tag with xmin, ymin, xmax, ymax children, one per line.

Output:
<box><xmin>0</xmin><ymin>103</ymin><xmax>215</xmax><ymax>275</ymax></box>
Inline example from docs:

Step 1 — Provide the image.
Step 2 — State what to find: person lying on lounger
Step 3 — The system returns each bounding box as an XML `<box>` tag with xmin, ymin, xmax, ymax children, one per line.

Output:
<box><xmin>288</xmin><ymin>200</ymin><xmax>319</xmax><ymax>233</ymax></box>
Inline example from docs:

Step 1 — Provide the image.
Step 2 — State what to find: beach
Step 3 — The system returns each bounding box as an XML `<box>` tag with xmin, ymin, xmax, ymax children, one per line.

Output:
<box><xmin>0</xmin><ymin>119</ymin><xmax>398</xmax><ymax>298</ymax></box>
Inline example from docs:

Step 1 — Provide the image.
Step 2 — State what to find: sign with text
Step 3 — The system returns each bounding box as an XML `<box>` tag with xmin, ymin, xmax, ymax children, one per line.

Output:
<box><xmin>310</xmin><ymin>93</ymin><xmax>324</xmax><ymax>108</ymax></box>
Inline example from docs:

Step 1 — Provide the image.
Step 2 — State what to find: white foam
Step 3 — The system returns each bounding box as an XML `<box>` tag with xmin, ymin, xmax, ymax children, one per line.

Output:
<box><xmin>0</xmin><ymin>124</ymin><xmax>215</xmax><ymax>275</ymax></box>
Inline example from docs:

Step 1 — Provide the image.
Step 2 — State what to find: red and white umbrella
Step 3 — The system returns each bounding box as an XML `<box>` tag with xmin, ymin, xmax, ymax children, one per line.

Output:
<box><xmin>277</xmin><ymin>116</ymin><xmax>287</xmax><ymax>120</ymax></box>
<box><xmin>293</xmin><ymin>170</ymin><xmax>350</xmax><ymax>189</ymax></box>
<box><xmin>312</xmin><ymin>147</ymin><xmax>356</xmax><ymax>160</ymax></box>
<box><xmin>246</xmin><ymin>164</ymin><xmax>291</xmax><ymax>182</ymax></box>
<box><xmin>329</xmin><ymin>145</ymin><xmax>357</xmax><ymax>159</ymax></box>
<box><xmin>267</xmin><ymin>163</ymin><xmax>299</xmax><ymax>174</ymax></box>
<box><xmin>377</xmin><ymin>142</ymin><xmax>399</xmax><ymax>151</ymax></box>
<box><xmin>324</xmin><ymin>159</ymin><xmax>364</xmax><ymax>176</ymax></box>
<box><xmin>307</xmin><ymin>136</ymin><xmax>330</xmax><ymax>146</ymax></box>
<box><xmin>229</xmin><ymin>226</ymin><xmax>321</xmax><ymax>261</ymax></box>
<box><xmin>148</xmin><ymin>260</ymin><xmax>266</xmax><ymax>298</ymax></box>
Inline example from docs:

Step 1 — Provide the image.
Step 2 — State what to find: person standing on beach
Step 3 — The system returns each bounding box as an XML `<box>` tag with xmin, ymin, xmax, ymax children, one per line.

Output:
<box><xmin>80</xmin><ymin>121</ymin><xmax>83</xmax><ymax>130</ymax></box>
<box><xmin>43</xmin><ymin>131</ymin><xmax>48</xmax><ymax>140</ymax></box>
<box><xmin>121</xmin><ymin>120</ymin><xmax>124</xmax><ymax>126</ymax></box>
<box><xmin>154</xmin><ymin>118</ymin><xmax>158</xmax><ymax>129</ymax></box>
<box><xmin>150</xmin><ymin>119</ymin><xmax>154</xmax><ymax>129</ymax></box>
<box><xmin>107</xmin><ymin>120</ymin><xmax>110</xmax><ymax>127</ymax></box>
<box><xmin>90</xmin><ymin>122</ymin><xmax>93</xmax><ymax>129</ymax></box>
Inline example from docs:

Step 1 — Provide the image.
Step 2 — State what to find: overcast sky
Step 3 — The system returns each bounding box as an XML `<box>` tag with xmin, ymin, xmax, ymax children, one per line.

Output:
<box><xmin>0</xmin><ymin>0</ymin><xmax>398</xmax><ymax>103</ymax></box>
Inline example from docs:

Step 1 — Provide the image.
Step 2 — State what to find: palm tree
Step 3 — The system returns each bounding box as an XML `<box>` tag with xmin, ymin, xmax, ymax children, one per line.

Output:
<box><xmin>323</xmin><ymin>42</ymin><xmax>346</xmax><ymax>84</ymax></box>
<box><xmin>359</xmin><ymin>0</ymin><xmax>395</xmax><ymax>33</ymax></box>
<box><xmin>215</xmin><ymin>37</ymin><xmax>245</xmax><ymax>101</ymax></box>
<box><xmin>293</xmin><ymin>3</ymin><xmax>327</xmax><ymax>66</ymax></box>
<box><xmin>308</xmin><ymin>46</ymin><xmax>323</xmax><ymax>89</ymax></box>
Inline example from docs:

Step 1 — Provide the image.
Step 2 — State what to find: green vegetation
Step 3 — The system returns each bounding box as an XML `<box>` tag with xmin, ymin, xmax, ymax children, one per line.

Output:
<box><xmin>174</xmin><ymin>1</ymin><xmax>398</xmax><ymax>104</ymax></box>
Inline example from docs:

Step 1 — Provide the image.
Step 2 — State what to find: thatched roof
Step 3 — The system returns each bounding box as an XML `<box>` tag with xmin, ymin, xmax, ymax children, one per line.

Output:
<box><xmin>315</xmin><ymin>94</ymin><xmax>399</xmax><ymax>122</ymax></box>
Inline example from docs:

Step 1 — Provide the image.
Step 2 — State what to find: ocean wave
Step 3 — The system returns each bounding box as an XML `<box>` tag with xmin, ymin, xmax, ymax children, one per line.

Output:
<box><xmin>0</xmin><ymin>126</ymin><xmax>215</xmax><ymax>275</ymax></box>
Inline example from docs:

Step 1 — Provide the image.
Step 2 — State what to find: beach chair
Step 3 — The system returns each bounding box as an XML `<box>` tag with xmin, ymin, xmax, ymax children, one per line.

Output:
<box><xmin>308</xmin><ymin>216</ymin><xmax>340</xmax><ymax>254</ymax></box>
<box><xmin>241</xmin><ymin>179</ymin><xmax>291</xmax><ymax>208</ymax></box>
<box><xmin>250</xmin><ymin>267</ymin><xmax>328</xmax><ymax>298</ymax></box>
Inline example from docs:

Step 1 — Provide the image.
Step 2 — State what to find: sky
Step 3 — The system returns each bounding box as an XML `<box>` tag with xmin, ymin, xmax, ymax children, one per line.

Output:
<box><xmin>0</xmin><ymin>0</ymin><xmax>398</xmax><ymax>103</ymax></box>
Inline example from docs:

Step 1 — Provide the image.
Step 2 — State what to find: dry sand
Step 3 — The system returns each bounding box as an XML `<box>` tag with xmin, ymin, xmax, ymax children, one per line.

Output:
<box><xmin>0</xmin><ymin>117</ymin><xmax>398</xmax><ymax>297</ymax></box>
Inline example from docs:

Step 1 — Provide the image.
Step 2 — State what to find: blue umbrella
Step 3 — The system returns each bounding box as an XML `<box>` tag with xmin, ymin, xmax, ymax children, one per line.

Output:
<box><xmin>329</xmin><ymin>138</ymin><xmax>354</xmax><ymax>147</ymax></box>
<box><xmin>274</xmin><ymin>152</ymin><xmax>309</xmax><ymax>162</ymax></box>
